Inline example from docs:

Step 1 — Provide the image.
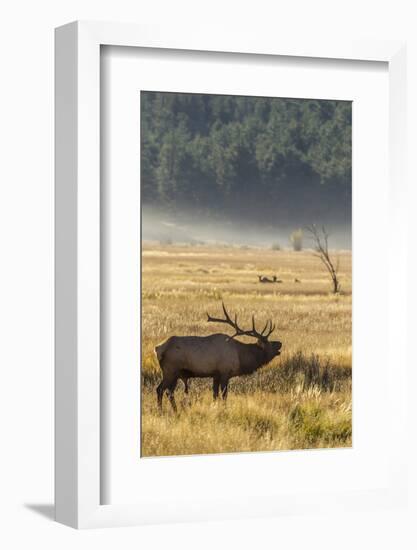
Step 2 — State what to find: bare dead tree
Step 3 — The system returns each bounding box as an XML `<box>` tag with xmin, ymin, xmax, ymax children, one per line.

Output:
<box><xmin>306</xmin><ymin>225</ymin><xmax>341</xmax><ymax>293</ymax></box>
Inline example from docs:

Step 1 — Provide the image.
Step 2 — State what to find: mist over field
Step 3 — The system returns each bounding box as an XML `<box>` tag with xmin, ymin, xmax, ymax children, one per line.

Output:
<box><xmin>142</xmin><ymin>205</ymin><xmax>352</xmax><ymax>249</ymax></box>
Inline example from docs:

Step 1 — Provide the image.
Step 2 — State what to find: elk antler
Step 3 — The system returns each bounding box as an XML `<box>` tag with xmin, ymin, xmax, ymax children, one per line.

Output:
<box><xmin>207</xmin><ymin>302</ymin><xmax>276</xmax><ymax>341</ymax></box>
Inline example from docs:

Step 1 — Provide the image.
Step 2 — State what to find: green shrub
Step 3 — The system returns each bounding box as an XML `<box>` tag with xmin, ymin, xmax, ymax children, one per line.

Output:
<box><xmin>290</xmin><ymin>229</ymin><xmax>303</xmax><ymax>251</ymax></box>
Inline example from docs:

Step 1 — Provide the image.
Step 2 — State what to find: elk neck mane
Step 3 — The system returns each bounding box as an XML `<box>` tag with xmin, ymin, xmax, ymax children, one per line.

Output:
<box><xmin>235</xmin><ymin>340</ymin><xmax>271</xmax><ymax>375</ymax></box>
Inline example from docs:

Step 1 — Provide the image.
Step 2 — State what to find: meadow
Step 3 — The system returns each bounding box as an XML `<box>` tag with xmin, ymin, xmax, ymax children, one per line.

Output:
<box><xmin>141</xmin><ymin>243</ymin><xmax>352</xmax><ymax>457</ymax></box>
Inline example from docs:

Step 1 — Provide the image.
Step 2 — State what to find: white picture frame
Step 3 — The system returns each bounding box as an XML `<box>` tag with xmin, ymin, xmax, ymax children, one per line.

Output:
<box><xmin>55</xmin><ymin>21</ymin><xmax>407</xmax><ymax>529</ymax></box>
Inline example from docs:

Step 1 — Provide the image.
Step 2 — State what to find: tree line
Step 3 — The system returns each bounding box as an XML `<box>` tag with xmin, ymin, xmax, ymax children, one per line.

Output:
<box><xmin>141</xmin><ymin>92</ymin><xmax>352</xmax><ymax>226</ymax></box>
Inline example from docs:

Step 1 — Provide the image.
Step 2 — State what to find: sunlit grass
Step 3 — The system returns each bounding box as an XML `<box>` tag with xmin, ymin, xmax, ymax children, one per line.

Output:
<box><xmin>141</xmin><ymin>244</ymin><xmax>352</xmax><ymax>457</ymax></box>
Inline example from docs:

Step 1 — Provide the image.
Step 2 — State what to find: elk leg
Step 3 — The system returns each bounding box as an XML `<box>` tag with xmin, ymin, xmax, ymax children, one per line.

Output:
<box><xmin>167</xmin><ymin>379</ymin><xmax>178</xmax><ymax>413</ymax></box>
<box><xmin>213</xmin><ymin>375</ymin><xmax>220</xmax><ymax>400</ymax></box>
<box><xmin>180</xmin><ymin>377</ymin><xmax>193</xmax><ymax>409</ymax></box>
<box><xmin>156</xmin><ymin>381</ymin><xmax>165</xmax><ymax>410</ymax></box>
<box><xmin>157</xmin><ymin>375</ymin><xmax>177</xmax><ymax>411</ymax></box>
<box><xmin>220</xmin><ymin>378</ymin><xmax>229</xmax><ymax>400</ymax></box>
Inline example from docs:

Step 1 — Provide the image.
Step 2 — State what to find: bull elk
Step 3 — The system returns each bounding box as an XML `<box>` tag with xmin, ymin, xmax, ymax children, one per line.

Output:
<box><xmin>154</xmin><ymin>303</ymin><xmax>282</xmax><ymax>411</ymax></box>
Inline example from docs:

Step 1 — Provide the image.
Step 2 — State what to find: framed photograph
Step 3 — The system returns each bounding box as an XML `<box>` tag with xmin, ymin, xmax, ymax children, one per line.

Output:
<box><xmin>55</xmin><ymin>21</ymin><xmax>407</xmax><ymax>528</ymax></box>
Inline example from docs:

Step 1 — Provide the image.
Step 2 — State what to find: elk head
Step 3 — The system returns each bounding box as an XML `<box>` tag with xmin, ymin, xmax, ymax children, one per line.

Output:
<box><xmin>207</xmin><ymin>302</ymin><xmax>282</xmax><ymax>359</ymax></box>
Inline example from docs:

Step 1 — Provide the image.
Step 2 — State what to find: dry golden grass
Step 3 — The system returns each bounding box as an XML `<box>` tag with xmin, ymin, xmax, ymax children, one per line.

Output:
<box><xmin>141</xmin><ymin>244</ymin><xmax>352</xmax><ymax>457</ymax></box>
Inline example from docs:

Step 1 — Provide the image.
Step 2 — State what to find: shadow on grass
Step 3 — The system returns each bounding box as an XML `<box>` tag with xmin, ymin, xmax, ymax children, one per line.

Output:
<box><xmin>142</xmin><ymin>350</ymin><xmax>352</xmax><ymax>395</ymax></box>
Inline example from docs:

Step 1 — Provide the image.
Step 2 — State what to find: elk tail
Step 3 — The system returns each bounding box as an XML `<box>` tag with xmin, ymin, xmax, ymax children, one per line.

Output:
<box><xmin>154</xmin><ymin>339</ymin><xmax>171</xmax><ymax>366</ymax></box>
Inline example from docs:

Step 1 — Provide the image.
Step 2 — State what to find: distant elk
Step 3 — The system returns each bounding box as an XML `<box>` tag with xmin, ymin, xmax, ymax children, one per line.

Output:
<box><xmin>154</xmin><ymin>303</ymin><xmax>282</xmax><ymax>411</ymax></box>
<box><xmin>258</xmin><ymin>275</ymin><xmax>282</xmax><ymax>283</ymax></box>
